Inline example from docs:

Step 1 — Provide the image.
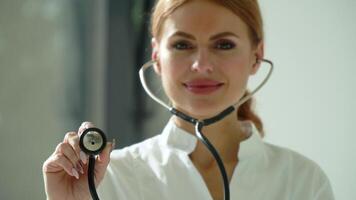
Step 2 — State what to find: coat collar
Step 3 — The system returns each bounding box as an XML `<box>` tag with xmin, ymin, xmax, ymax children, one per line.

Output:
<box><xmin>161</xmin><ymin>119</ymin><xmax>266</xmax><ymax>162</ymax></box>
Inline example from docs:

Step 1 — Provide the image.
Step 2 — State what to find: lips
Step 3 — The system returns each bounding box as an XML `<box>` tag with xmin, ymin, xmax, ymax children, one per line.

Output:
<box><xmin>183</xmin><ymin>79</ymin><xmax>224</xmax><ymax>95</ymax></box>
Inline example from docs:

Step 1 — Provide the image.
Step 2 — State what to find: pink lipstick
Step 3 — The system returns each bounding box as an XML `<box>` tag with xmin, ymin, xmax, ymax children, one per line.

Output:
<box><xmin>183</xmin><ymin>79</ymin><xmax>224</xmax><ymax>95</ymax></box>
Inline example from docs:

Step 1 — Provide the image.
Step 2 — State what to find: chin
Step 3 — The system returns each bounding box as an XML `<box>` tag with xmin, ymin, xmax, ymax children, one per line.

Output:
<box><xmin>175</xmin><ymin>102</ymin><xmax>232</xmax><ymax>120</ymax></box>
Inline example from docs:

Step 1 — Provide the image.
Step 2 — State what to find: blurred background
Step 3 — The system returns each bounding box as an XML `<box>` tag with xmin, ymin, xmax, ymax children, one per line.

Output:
<box><xmin>0</xmin><ymin>0</ymin><xmax>354</xmax><ymax>199</ymax></box>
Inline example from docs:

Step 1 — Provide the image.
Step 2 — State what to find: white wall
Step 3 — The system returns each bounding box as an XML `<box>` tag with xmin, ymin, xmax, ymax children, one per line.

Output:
<box><xmin>257</xmin><ymin>1</ymin><xmax>356</xmax><ymax>199</ymax></box>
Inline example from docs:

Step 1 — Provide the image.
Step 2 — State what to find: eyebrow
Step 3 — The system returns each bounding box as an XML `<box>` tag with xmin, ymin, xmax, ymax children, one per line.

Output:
<box><xmin>170</xmin><ymin>31</ymin><xmax>240</xmax><ymax>40</ymax></box>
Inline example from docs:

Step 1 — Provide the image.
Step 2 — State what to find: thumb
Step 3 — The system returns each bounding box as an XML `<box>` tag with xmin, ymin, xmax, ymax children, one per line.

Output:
<box><xmin>94</xmin><ymin>139</ymin><xmax>115</xmax><ymax>182</ymax></box>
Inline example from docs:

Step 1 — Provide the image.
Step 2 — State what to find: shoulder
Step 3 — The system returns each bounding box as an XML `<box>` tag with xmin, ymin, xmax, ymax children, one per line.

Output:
<box><xmin>264</xmin><ymin>142</ymin><xmax>317</xmax><ymax>167</ymax></box>
<box><xmin>263</xmin><ymin>142</ymin><xmax>326</xmax><ymax>177</ymax></box>
<box><xmin>262</xmin><ymin>142</ymin><xmax>334</xmax><ymax>198</ymax></box>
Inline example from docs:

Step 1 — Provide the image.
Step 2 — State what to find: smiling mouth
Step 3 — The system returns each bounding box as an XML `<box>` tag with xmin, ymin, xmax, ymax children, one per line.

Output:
<box><xmin>183</xmin><ymin>80</ymin><xmax>224</xmax><ymax>95</ymax></box>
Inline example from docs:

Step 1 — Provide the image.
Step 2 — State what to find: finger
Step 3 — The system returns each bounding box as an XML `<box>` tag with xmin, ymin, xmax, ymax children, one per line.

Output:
<box><xmin>56</xmin><ymin>142</ymin><xmax>84</xmax><ymax>175</ymax></box>
<box><xmin>78</xmin><ymin>121</ymin><xmax>95</xmax><ymax>136</ymax></box>
<box><xmin>63</xmin><ymin>131</ymin><xmax>84</xmax><ymax>167</ymax></box>
<box><xmin>46</xmin><ymin>153</ymin><xmax>80</xmax><ymax>179</ymax></box>
<box><xmin>78</xmin><ymin>122</ymin><xmax>96</xmax><ymax>164</ymax></box>
<box><xmin>63</xmin><ymin>131</ymin><xmax>80</xmax><ymax>154</ymax></box>
<box><xmin>97</xmin><ymin>139</ymin><xmax>115</xmax><ymax>164</ymax></box>
<box><xmin>94</xmin><ymin>139</ymin><xmax>115</xmax><ymax>184</ymax></box>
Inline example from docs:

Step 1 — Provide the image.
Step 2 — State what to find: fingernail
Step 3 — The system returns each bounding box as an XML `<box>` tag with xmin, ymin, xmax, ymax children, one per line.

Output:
<box><xmin>80</xmin><ymin>151</ymin><xmax>87</xmax><ymax>164</ymax></box>
<box><xmin>84</xmin><ymin>122</ymin><xmax>93</xmax><ymax>129</ymax></box>
<box><xmin>76</xmin><ymin>162</ymin><xmax>84</xmax><ymax>174</ymax></box>
<box><xmin>72</xmin><ymin>168</ymin><xmax>79</xmax><ymax>179</ymax></box>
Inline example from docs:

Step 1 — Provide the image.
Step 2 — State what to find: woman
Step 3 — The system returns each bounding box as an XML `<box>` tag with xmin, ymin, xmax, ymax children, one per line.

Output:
<box><xmin>43</xmin><ymin>0</ymin><xmax>334</xmax><ymax>199</ymax></box>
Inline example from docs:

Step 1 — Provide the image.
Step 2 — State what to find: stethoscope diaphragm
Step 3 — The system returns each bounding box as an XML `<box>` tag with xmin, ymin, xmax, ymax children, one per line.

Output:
<box><xmin>79</xmin><ymin>127</ymin><xmax>107</xmax><ymax>156</ymax></box>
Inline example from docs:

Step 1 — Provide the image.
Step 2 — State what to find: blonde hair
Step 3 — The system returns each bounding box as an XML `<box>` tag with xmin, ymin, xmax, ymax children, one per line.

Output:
<box><xmin>150</xmin><ymin>0</ymin><xmax>265</xmax><ymax>136</ymax></box>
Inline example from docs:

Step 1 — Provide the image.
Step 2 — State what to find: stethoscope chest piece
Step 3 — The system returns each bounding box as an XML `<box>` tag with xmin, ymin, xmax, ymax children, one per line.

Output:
<box><xmin>80</xmin><ymin>127</ymin><xmax>107</xmax><ymax>156</ymax></box>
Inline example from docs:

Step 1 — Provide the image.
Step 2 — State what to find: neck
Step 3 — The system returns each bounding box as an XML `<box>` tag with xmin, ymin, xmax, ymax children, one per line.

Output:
<box><xmin>173</xmin><ymin>110</ymin><xmax>248</xmax><ymax>168</ymax></box>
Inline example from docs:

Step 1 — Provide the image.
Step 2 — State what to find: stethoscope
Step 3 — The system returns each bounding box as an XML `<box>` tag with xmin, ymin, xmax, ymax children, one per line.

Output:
<box><xmin>79</xmin><ymin>127</ymin><xmax>107</xmax><ymax>200</ymax></box>
<box><xmin>79</xmin><ymin>59</ymin><xmax>274</xmax><ymax>200</ymax></box>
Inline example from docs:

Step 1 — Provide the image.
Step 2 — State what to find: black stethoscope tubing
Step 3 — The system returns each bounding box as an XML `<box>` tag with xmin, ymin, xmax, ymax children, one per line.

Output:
<box><xmin>80</xmin><ymin>127</ymin><xmax>107</xmax><ymax>200</ymax></box>
<box><xmin>81</xmin><ymin>59</ymin><xmax>273</xmax><ymax>200</ymax></box>
<box><xmin>138</xmin><ymin>59</ymin><xmax>273</xmax><ymax>200</ymax></box>
<box><xmin>80</xmin><ymin>107</ymin><xmax>233</xmax><ymax>200</ymax></box>
<box><xmin>171</xmin><ymin>106</ymin><xmax>235</xmax><ymax>200</ymax></box>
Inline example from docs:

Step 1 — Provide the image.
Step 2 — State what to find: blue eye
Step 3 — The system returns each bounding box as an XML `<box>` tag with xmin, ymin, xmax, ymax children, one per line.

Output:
<box><xmin>216</xmin><ymin>40</ymin><xmax>236</xmax><ymax>50</ymax></box>
<box><xmin>172</xmin><ymin>41</ymin><xmax>193</xmax><ymax>50</ymax></box>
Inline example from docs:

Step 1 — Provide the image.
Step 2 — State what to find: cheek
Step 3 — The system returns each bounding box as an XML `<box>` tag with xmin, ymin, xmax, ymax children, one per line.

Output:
<box><xmin>159</xmin><ymin>51</ymin><xmax>190</xmax><ymax>81</ymax></box>
<box><xmin>222</xmin><ymin>57</ymin><xmax>251</xmax><ymax>96</ymax></box>
<box><xmin>223</xmin><ymin>56</ymin><xmax>251</xmax><ymax>79</ymax></box>
<box><xmin>158</xmin><ymin>53</ymin><xmax>186</xmax><ymax>98</ymax></box>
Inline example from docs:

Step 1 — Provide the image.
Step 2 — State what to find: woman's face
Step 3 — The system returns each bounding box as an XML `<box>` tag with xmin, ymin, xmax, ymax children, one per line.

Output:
<box><xmin>152</xmin><ymin>0</ymin><xmax>263</xmax><ymax>119</ymax></box>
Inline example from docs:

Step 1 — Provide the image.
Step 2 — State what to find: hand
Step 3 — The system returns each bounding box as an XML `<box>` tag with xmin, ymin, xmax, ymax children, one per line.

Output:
<box><xmin>43</xmin><ymin>122</ymin><xmax>114</xmax><ymax>200</ymax></box>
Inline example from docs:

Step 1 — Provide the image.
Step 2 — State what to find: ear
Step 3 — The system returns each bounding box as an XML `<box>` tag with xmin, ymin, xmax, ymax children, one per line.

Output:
<box><xmin>250</xmin><ymin>42</ymin><xmax>264</xmax><ymax>75</ymax></box>
<box><xmin>151</xmin><ymin>38</ymin><xmax>161</xmax><ymax>76</ymax></box>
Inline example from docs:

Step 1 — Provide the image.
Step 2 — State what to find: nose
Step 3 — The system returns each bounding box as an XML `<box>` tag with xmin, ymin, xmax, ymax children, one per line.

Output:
<box><xmin>191</xmin><ymin>49</ymin><xmax>214</xmax><ymax>73</ymax></box>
